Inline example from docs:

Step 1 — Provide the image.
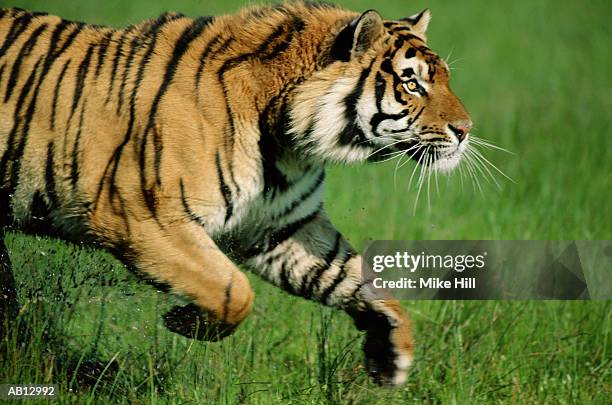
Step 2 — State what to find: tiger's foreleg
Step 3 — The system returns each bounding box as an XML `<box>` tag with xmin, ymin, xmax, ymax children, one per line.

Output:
<box><xmin>244</xmin><ymin>210</ymin><xmax>413</xmax><ymax>386</ymax></box>
<box><xmin>95</xmin><ymin>218</ymin><xmax>254</xmax><ymax>342</ymax></box>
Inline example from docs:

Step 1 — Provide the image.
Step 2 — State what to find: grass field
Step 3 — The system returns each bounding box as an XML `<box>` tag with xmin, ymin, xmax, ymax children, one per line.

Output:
<box><xmin>1</xmin><ymin>0</ymin><xmax>611</xmax><ymax>403</ymax></box>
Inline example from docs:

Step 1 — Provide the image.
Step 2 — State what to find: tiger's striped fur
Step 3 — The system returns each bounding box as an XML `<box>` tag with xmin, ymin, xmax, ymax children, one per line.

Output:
<box><xmin>0</xmin><ymin>2</ymin><xmax>471</xmax><ymax>386</ymax></box>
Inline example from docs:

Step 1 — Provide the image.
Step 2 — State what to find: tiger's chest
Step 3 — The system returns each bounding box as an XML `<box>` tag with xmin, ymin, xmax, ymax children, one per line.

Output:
<box><xmin>211</xmin><ymin>167</ymin><xmax>325</xmax><ymax>261</ymax></box>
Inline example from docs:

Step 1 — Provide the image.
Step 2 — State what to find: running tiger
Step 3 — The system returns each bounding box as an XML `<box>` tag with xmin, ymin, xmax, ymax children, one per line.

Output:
<box><xmin>0</xmin><ymin>2</ymin><xmax>472</xmax><ymax>385</ymax></box>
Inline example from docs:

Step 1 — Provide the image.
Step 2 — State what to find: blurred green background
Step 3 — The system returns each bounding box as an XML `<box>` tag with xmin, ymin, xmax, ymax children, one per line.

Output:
<box><xmin>1</xmin><ymin>0</ymin><xmax>610</xmax><ymax>403</ymax></box>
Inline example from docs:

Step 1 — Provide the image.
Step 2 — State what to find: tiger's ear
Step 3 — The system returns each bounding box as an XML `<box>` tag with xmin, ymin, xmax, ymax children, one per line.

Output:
<box><xmin>401</xmin><ymin>9</ymin><xmax>431</xmax><ymax>41</ymax></box>
<box><xmin>330</xmin><ymin>10</ymin><xmax>384</xmax><ymax>62</ymax></box>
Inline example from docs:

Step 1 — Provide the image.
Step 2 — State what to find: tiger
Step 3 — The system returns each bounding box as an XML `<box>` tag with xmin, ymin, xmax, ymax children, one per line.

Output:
<box><xmin>0</xmin><ymin>1</ymin><xmax>472</xmax><ymax>386</ymax></box>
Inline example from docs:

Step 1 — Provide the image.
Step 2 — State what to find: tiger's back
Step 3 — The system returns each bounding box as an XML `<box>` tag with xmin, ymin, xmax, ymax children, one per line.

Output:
<box><xmin>0</xmin><ymin>4</ymin><xmax>351</xmax><ymax>243</ymax></box>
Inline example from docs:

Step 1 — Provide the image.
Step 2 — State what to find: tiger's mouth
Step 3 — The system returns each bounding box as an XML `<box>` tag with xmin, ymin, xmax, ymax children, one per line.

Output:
<box><xmin>370</xmin><ymin>136</ymin><xmax>468</xmax><ymax>173</ymax></box>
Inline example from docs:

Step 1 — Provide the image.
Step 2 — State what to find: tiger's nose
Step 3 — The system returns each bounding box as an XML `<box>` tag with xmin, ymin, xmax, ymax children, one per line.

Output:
<box><xmin>448</xmin><ymin>120</ymin><xmax>472</xmax><ymax>142</ymax></box>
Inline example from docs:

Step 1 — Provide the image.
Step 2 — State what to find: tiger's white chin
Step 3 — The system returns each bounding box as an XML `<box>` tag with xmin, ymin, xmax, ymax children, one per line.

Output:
<box><xmin>430</xmin><ymin>142</ymin><xmax>468</xmax><ymax>173</ymax></box>
<box><xmin>431</xmin><ymin>154</ymin><xmax>462</xmax><ymax>173</ymax></box>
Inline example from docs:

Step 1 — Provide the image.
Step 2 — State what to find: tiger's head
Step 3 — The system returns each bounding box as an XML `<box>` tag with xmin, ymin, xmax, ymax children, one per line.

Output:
<box><xmin>290</xmin><ymin>9</ymin><xmax>472</xmax><ymax>173</ymax></box>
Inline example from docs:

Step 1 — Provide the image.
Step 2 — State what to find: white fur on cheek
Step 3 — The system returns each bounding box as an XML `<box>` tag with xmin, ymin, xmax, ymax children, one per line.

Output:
<box><xmin>291</xmin><ymin>75</ymin><xmax>374</xmax><ymax>164</ymax></box>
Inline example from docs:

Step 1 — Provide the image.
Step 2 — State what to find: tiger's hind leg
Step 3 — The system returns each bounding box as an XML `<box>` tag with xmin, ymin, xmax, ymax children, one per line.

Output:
<box><xmin>95</xmin><ymin>218</ymin><xmax>254</xmax><ymax>342</ymax></box>
<box><xmin>0</xmin><ymin>229</ymin><xmax>19</xmax><ymax>338</ymax></box>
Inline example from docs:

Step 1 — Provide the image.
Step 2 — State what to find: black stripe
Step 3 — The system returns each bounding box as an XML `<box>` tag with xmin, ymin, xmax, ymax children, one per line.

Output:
<box><xmin>369</xmin><ymin>72</ymin><xmax>408</xmax><ymax>135</ymax></box>
<box><xmin>218</xmin><ymin>19</ymin><xmax>300</xmax><ymax>125</ymax></box>
<box><xmin>179</xmin><ymin>179</ymin><xmax>207</xmax><ymax>227</ymax></box>
<box><xmin>36</xmin><ymin>21</ymin><xmax>84</xmax><ymax>131</ymax></box>
<box><xmin>69</xmin><ymin>43</ymin><xmax>94</xmax><ymax>122</ymax></box>
<box><xmin>319</xmin><ymin>249</ymin><xmax>357</xmax><ymax>304</ymax></box>
<box><xmin>301</xmin><ymin>233</ymin><xmax>341</xmax><ymax>298</ymax></box>
<box><xmin>50</xmin><ymin>59</ymin><xmax>70</xmax><ymax>130</ymax></box>
<box><xmin>40</xmin><ymin>21</ymin><xmax>84</xmax><ymax>130</ymax></box>
<box><xmin>261</xmin><ymin>19</ymin><xmax>305</xmax><ymax>62</ymax></box>
<box><xmin>141</xmin><ymin>16</ymin><xmax>213</xmax><ymax>192</ymax></box>
<box><xmin>406</xmin><ymin>106</ymin><xmax>424</xmax><ymax>131</ymax></box>
<box><xmin>95</xmin><ymin>30</ymin><xmax>113</xmax><ymax>78</ymax></box>
<box><xmin>393</xmin><ymin>37</ymin><xmax>406</xmax><ymax>51</ymax></box>
<box><xmin>70</xmin><ymin>99</ymin><xmax>87</xmax><ymax>188</ymax></box>
<box><xmin>53</xmin><ymin>22</ymin><xmax>83</xmax><ymax>56</ymax></box>
<box><xmin>117</xmin><ymin>36</ymin><xmax>140</xmax><ymax>115</ymax></box>
<box><xmin>275</xmin><ymin>170</ymin><xmax>324</xmax><ymax>219</ymax></box>
<box><xmin>106</xmin><ymin>30</ymin><xmax>128</xmax><ymax>104</ymax></box>
<box><xmin>279</xmin><ymin>261</ymin><xmax>295</xmax><ymax>294</ymax></box>
<box><xmin>141</xmin><ymin>12</ymin><xmax>186</xmax><ymax>35</ymax></box>
<box><xmin>44</xmin><ymin>142</ymin><xmax>59</xmax><ymax>207</ymax></box>
<box><xmin>4</xmin><ymin>23</ymin><xmax>47</xmax><ymax>102</ymax></box>
<box><xmin>222</xmin><ymin>275</ymin><xmax>233</xmax><ymax>322</ymax></box>
<box><xmin>401</xmin><ymin>67</ymin><xmax>415</xmax><ymax>78</ymax></box>
<box><xmin>194</xmin><ymin>34</ymin><xmax>223</xmax><ymax>89</ymax></box>
<box><xmin>45</xmin><ymin>20</ymin><xmax>70</xmax><ymax>57</ymax></box>
<box><xmin>0</xmin><ymin>13</ymin><xmax>35</xmax><ymax>59</ymax></box>
<box><xmin>380</xmin><ymin>57</ymin><xmax>408</xmax><ymax>103</ymax></box>
<box><xmin>152</xmin><ymin>125</ymin><xmax>163</xmax><ymax>190</ymax></box>
<box><xmin>245</xmin><ymin>204</ymin><xmax>322</xmax><ymax>258</ymax></box>
<box><xmin>194</xmin><ymin>35</ymin><xmax>231</xmax><ymax>112</ymax></box>
<box><xmin>258</xmin><ymin>85</ymin><xmax>308</xmax><ymax>195</ymax></box>
<box><xmin>337</xmin><ymin>61</ymin><xmax>373</xmax><ymax>145</ymax></box>
<box><xmin>395</xmin><ymin>31</ymin><xmax>426</xmax><ymax>43</ymax></box>
<box><xmin>215</xmin><ymin>151</ymin><xmax>233</xmax><ymax>224</ymax></box>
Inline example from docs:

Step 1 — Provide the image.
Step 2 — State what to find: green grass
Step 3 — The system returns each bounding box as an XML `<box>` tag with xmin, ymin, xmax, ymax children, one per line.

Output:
<box><xmin>2</xmin><ymin>0</ymin><xmax>611</xmax><ymax>403</ymax></box>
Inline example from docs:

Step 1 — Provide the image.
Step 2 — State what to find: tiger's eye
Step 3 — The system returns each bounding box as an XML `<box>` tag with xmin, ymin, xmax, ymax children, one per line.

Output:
<box><xmin>402</xmin><ymin>81</ymin><xmax>418</xmax><ymax>93</ymax></box>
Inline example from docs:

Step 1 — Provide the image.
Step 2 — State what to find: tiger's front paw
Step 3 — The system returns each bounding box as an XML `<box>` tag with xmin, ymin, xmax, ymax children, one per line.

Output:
<box><xmin>353</xmin><ymin>301</ymin><xmax>414</xmax><ymax>386</ymax></box>
<box><xmin>363</xmin><ymin>321</ymin><xmax>413</xmax><ymax>386</ymax></box>
<box><xmin>163</xmin><ymin>304</ymin><xmax>236</xmax><ymax>342</ymax></box>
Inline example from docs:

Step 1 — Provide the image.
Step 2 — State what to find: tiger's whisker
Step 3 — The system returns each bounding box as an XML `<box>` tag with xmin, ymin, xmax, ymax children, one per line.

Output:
<box><xmin>407</xmin><ymin>145</ymin><xmax>425</xmax><ymax>190</ymax></box>
<box><xmin>465</xmin><ymin>148</ymin><xmax>496</xmax><ymax>187</ymax></box>
<box><xmin>366</xmin><ymin>138</ymin><xmax>412</xmax><ymax>158</ymax></box>
<box><xmin>426</xmin><ymin>153</ymin><xmax>432</xmax><ymax>211</ymax></box>
<box><xmin>466</xmin><ymin>148</ymin><xmax>501</xmax><ymax>189</ymax></box>
<box><xmin>393</xmin><ymin>150</ymin><xmax>407</xmax><ymax>190</ymax></box>
<box><xmin>354</xmin><ymin>133</ymin><xmax>397</xmax><ymax>145</ymax></box>
<box><xmin>470</xmin><ymin>136</ymin><xmax>514</xmax><ymax>154</ymax></box>
<box><xmin>413</xmin><ymin>146</ymin><xmax>430</xmax><ymax>215</ymax></box>
<box><xmin>465</xmin><ymin>153</ymin><xmax>485</xmax><ymax>196</ymax></box>
<box><xmin>471</xmin><ymin>146</ymin><xmax>516</xmax><ymax>183</ymax></box>
<box><xmin>463</xmin><ymin>153</ymin><xmax>479</xmax><ymax>192</ymax></box>
<box><xmin>376</xmin><ymin>143</ymin><xmax>421</xmax><ymax>164</ymax></box>
<box><xmin>375</xmin><ymin>149</ymin><xmax>407</xmax><ymax>164</ymax></box>
<box><xmin>433</xmin><ymin>149</ymin><xmax>440</xmax><ymax>195</ymax></box>
<box><xmin>397</xmin><ymin>144</ymin><xmax>422</xmax><ymax>170</ymax></box>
